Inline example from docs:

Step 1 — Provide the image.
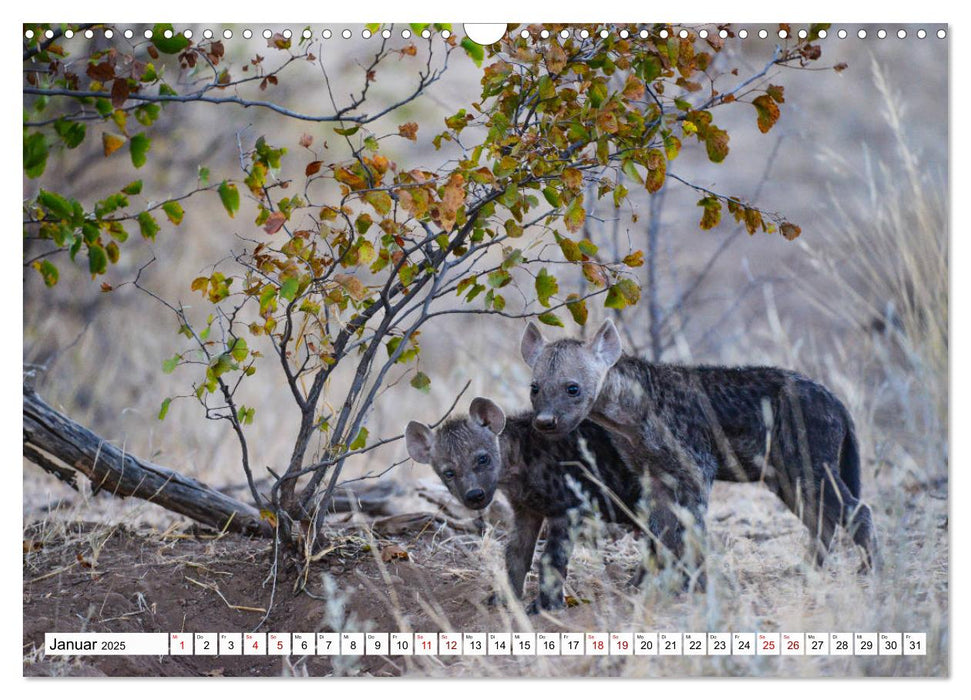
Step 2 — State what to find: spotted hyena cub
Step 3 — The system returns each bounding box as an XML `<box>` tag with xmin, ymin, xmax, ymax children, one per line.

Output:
<box><xmin>521</xmin><ymin>319</ymin><xmax>877</xmax><ymax>578</ymax></box>
<box><xmin>405</xmin><ymin>397</ymin><xmax>642</xmax><ymax>612</ymax></box>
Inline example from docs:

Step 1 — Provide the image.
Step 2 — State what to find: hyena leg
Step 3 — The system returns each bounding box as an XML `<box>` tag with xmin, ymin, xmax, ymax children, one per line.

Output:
<box><xmin>640</xmin><ymin>470</ymin><xmax>709</xmax><ymax>592</ymax></box>
<box><xmin>821</xmin><ymin>472</ymin><xmax>878</xmax><ymax>573</ymax></box>
<box><xmin>500</xmin><ymin>507</ymin><xmax>544</xmax><ymax>602</ymax></box>
<box><xmin>529</xmin><ymin>514</ymin><xmax>575</xmax><ymax>613</ymax></box>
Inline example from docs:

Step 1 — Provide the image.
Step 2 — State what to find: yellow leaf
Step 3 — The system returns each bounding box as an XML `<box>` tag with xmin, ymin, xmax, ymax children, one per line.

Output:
<box><xmin>102</xmin><ymin>132</ymin><xmax>126</xmax><ymax>157</ymax></box>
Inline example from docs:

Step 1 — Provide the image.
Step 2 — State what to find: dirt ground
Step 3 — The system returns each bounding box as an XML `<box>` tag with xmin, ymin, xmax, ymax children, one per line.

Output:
<box><xmin>22</xmin><ymin>479</ymin><xmax>948</xmax><ymax>678</ymax></box>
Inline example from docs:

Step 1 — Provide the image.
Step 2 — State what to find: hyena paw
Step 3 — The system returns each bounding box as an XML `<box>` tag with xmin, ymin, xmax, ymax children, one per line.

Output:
<box><xmin>525</xmin><ymin>594</ymin><xmax>566</xmax><ymax>615</ymax></box>
<box><xmin>485</xmin><ymin>592</ymin><xmax>505</xmax><ymax>607</ymax></box>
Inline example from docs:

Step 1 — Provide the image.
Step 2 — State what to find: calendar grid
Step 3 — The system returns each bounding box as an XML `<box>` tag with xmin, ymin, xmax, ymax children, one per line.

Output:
<box><xmin>43</xmin><ymin>632</ymin><xmax>927</xmax><ymax>657</ymax></box>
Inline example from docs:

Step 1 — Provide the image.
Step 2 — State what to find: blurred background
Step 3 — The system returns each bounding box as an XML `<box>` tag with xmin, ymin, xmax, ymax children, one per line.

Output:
<box><xmin>23</xmin><ymin>24</ymin><xmax>947</xmax><ymax>535</ymax></box>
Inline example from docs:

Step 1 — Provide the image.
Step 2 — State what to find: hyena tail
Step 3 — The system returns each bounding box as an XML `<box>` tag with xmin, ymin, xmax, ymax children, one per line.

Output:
<box><xmin>839</xmin><ymin>421</ymin><xmax>862</xmax><ymax>500</ymax></box>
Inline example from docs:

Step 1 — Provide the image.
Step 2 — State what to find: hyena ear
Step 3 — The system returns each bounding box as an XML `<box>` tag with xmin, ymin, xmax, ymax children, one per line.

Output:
<box><xmin>469</xmin><ymin>397</ymin><xmax>506</xmax><ymax>435</ymax></box>
<box><xmin>404</xmin><ymin>421</ymin><xmax>435</xmax><ymax>464</ymax></box>
<box><xmin>589</xmin><ymin>319</ymin><xmax>622</xmax><ymax>368</ymax></box>
<box><xmin>521</xmin><ymin>321</ymin><xmax>546</xmax><ymax>368</ymax></box>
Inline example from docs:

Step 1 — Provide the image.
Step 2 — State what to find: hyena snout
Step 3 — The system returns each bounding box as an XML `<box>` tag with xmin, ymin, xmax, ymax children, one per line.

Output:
<box><xmin>464</xmin><ymin>488</ymin><xmax>488</xmax><ymax>508</ymax></box>
<box><xmin>532</xmin><ymin>413</ymin><xmax>559</xmax><ymax>432</ymax></box>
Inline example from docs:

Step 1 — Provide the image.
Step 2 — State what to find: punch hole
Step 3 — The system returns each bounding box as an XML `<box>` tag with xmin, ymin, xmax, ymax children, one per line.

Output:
<box><xmin>540</xmin><ymin>29</ymin><xmax>550</xmax><ymax>39</ymax></box>
<box><xmin>560</xmin><ymin>29</ymin><xmax>570</xmax><ymax>39</ymax></box>
<box><xmin>263</xmin><ymin>29</ymin><xmax>272</xmax><ymax>39</ymax></box>
<box><xmin>679</xmin><ymin>29</ymin><xmax>688</xmax><ymax>39</ymax></box>
<box><xmin>599</xmin><ymin>29</ymin><xmax>609</xmax><ymax>38</ymax></box>
<box><xmin>738</xmin><ymin>29</ymin><xmax>748</xmax><ymax>39</ymax></box>
<box><xmin>579</xmin><ymin>29</ymin><xmax>589</xmax><ymax>39</ymax></box>
<box><xmin>520</xmin><ymin>29</ymin><xmax>530</xmax><ymax>39</ymax></box>
<box><xmin>817</xmin><ymin>29</ymin><xmax>827</xmax><ymax>38</ymax></box>
<box><xmin>124</xmin><ymin>29</ymin><xmax>133</xmax><ymax>39</ymax></box>
<box><xmin>421</xmin><ymin>29</ymin><xmax>431</xmax><ymax>39</ymax></box>
<box><xmin>104</xmin><ymin>29</ymin><xmax>113</xmax><ymax>39</ymax></box>
<box><xmin>183</xmin><ymin>30</ymin><xmax>193</xmax><ymax>39</ymax></box>
<box><xmin>223</xmin><ymin>29</ymin><xmax>233</xmax><ymax>40</ymax></box>
<box><xmin>778</xmin><ymin>29</ymin><xmax>788</xmax><ymax>39</ymax></box>
<box><xmin>640</xmin><ymin>30</ymin><xmax>649</xmax><ymax>39</ymax></box>
<box><xmin>45</xmin><ymin>29</ymin><xmax>54</xmax><ymax>39</ymax></box>
<box><xmin>203</xmin><ymin>29</ymin><xmax>213</xmax><ymax>39</ymax></box>
<box><xmin>302</xmin><ymin>29</ymin><xmax>312</xmax><ymax>39</ymax></box>
<box><xmin>657</xmin><ymin>29</ymin><xmax>666</xmax><ymax>39</ymax></box>
<box><xmin>917</xmin><ymin>29</ymin><xmax>926</xmax><ymax>39</ymax></box>
<box><xmin>936</xmin><ymin>29</ymin><xmax>945</xmax><ymax>39</ymax></box>
<box><xmin>342</xmin><ymin>29</ymin><xmax>351</xmax><ymax>39</ymax></box>
<box><xmin>719</xmin><ymin>29</ymin><xmax>728</xmax><ymax>39</ymax></box>
<box><xmin>24</xmin><ymin>29</ymin><xmax>33</xmax><ymax>39</ymax></box>
<box><xmin>857</xmin><ymin>29</ymin><xmax>867</xmax><ymax>39</ymax></box>
<box><xmin>283</xmin><ymin>29</ymin><xmax>292</xmax><ymax>38</ymax></box>
<box><xmin>402</xmin><ymin>29</ymin><xmax>411</xmax><ymax>39</ymax></box>
<box><xmin>383</xmin><ymin>29</ymin><xmax>392</xmax><ymax>39</ymax></box>
<box><xmin>322</xmin><ymin>29</ymin><xmax>332</xmax><ymax>39</ymax></box>
<box><xmin>362</xmin><ymin>29</ymin><xmax>372</xmax><ymax>39</ymax></box>
<box><xmin>242</xmin><ymin>29</ymin><xmax>252</xmax><ymax>39</ymax></box>
<box><xmin>758</xmin><ymin>29</ymin><xmax>768</xmax><ymax>39</ymax></box>
<box><xmin>798</xmin><ymin>29</ymin><xmax>807</xmax><ymax>39</ymax></box>
<box><xmin>699</xmin><ymin>29</ymin><xmax>709</xmax><ymax>39</ymax></box>
<box><xmin>64</xmin><ymin>30</ymin><xmax>74</xmax><ymax>39</ymax></box>
<box><xmin>84</xmin><ymin>29</ymin><xmax>94</xmax><ymax>39</ymax></box>
<box><xmin>442</xmin><ymin>29</ymin><xmax>451</xmax><ymax>38</ymax></box>
<box><xmin>837</xmin><ymin>29</ymin><xmax>847</xmax><ymax>39</ymax></box>
<box><xmin>877</xmin><ymin>29</ymin><xmax>886</xmax><ymax>39</ymax></box>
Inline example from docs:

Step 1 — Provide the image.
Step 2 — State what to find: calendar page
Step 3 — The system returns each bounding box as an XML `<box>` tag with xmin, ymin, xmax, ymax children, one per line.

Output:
<box><xmin>22</xmin><ymin>17</ymin><xmax>948</xmax><ymax>680</ymax></box>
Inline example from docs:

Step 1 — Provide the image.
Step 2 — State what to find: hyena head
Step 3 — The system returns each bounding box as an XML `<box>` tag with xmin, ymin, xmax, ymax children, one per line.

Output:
<box><xmin>404</xmin><ymin>397</ymin><xmax>506</xmax><ymax>510</ymax></box>
<box><xmin>521</xmin><ymin>319</ymin><xmax>622</xmax><ymax>437</ymax></box>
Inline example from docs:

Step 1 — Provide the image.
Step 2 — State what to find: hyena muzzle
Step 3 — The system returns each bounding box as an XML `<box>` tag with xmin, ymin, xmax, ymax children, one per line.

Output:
<box><xmin>405</xmin><ymin>397</ymin><xmax>643</xmax><ymax>612</ymax></box>
<box><xmin>521</xmin><ymin>319</ymin><xmax>878</xmax><ymax>576</ymax></box>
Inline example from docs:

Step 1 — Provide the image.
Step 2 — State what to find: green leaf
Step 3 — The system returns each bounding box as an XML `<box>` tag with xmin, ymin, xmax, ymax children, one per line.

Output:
<box><xmin>535</xmin><ymin>268</ymin><xmax>558</xmax><ymax>308</ymax></box>
<box><xmin>162</xmin><ymin>201</ymin><xmax>184</xmax><ymax>225</ymax></box>
<box><xmin>410</xmin><ymin>371</ymin><xmax>431</xmax><ymax>393</ymax></box>
<box><xmin>36</xmin><ymin>260</ymin><xmax>59</xmax><ymax>287</ymax></box>
<box><xmin>158</xmin><ymin>398</ymin><xmax>172</xmax><ymax>421</ymax></box>
<box><xmin>542</xmin><ymin>186</ymin><xmax>561</xmax><ymax>207</ymax></box>
<box><xmin>487</xmin><ymin>269</ymin><xmax>511</xmax><ymax>288</ymax></box>
<box><xmin>122</xmin><ymin>180</ymin><xmax>143</xmax><ymax>195</ymax></box>
<box><xmin>218</xmin><ymin>181</ymin><xmax>240</xmax><ymax>218</ymax></box>
<box><xmin>151</xmin><ymin>24</ymin><xmax>190</xmax><ymax>54</ymax></box>
<box><xmin>537</xmin><ymin>311</ymin><xmax>564</xmax><ymax>327</ymax></box>
<box><xmin>229</xmin><ymin>337</ymin><xmax>249</xmax><ymax>362</ymax></box>
<box><xmin>566</xmin><ymin>294</ymin><xmax>588</xmax><ymax>325</ymax></box>
<box><xmin>24</xmin><ymin>132</ymin><xmax>49</xmax><ymax>179</ymax></box>
<box><xmin>53</xmin><ymin>118</ymin><xmax>86</xmax><ymax>149</ymax></box>
<box><xmin>162</xmin><ymin>354</ymin><xmax>180</xmax><ymax>374</ymax></box>
<box><xmin>37</xmin><ymin>190</ymin><xmax>74</xmax><ymax>221</ymax></box>
<box><xmin>88</xmin><ymin>244</ymin><xmax>108</xmax><ymax>276</ymax></box>
<box><xmin>460</xmin><ymin>37</ymin><xmax>485</xmax><ymax>67</ymax></box>
<box><xmin>137</xmin><ymin>211</ymin><xmax>160</xmax><ymax>240</ymax></box>
<box><xmin>349</xmin><ymin>427</ymin><xmax>369</xmax><ymax>451</ymax></box>
<box><xmin>129</xmin><ymin>132</ymin><xmax>151</xmax><ymax>168</ymax></box>
<box><xmin>279</xmin><ymin>277</ymin><xmax>299</xmax><ymax>301</ymax></box>
<box><xmin>333</xmin><ymin>125</ymin><xmax>360</xmax><ymax>136</ymax></box>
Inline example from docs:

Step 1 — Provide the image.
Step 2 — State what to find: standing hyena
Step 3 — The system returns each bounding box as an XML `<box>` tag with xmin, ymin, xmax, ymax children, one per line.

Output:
<box><xmin>405</xmin><ymin>398</ymin><xmax>642</xmax><ymax>612</ymax></box>
<box><xmin>520</xmin><ymin>319</ymin><xmax>877</xmax><ymax>580</ymax></box>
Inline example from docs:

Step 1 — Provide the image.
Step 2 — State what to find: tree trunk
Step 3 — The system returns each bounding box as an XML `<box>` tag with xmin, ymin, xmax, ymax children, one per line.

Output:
<box><xmin>22</xmin><ymin>385</ymin><xmax>271</xmax><ymax>536</ymax></box>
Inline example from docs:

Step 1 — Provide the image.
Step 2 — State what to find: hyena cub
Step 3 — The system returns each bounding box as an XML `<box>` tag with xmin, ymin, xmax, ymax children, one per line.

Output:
<box><xmin>405</xmin><ymin>398</ymin><xmax>641</xmax><ymax>612</ymax></box>
<box><xmin>521</xmin><ymin>319</ymin><xmax>877</xmax><ymax>577</ymax></box>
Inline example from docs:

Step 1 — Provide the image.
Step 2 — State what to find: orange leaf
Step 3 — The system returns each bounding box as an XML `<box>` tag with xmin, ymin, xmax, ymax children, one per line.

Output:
<box><xmin>381</xmin><ymin>544</ymin><xmax>409</xmax><ymax>562</ymax></box>
<box><xmin>398</xmin><ymin>122</ymin><xmax>419</xmax><ymax>141</ymax></box>
<box><xmin>102</xmin><ymin>132</ymin><xmax>126</xmax><ymax>157</ymax></box>
<box><xmin>263</xmin><ymin>211</ymin><xmax>286</xmax><ymax>234</ymax></box>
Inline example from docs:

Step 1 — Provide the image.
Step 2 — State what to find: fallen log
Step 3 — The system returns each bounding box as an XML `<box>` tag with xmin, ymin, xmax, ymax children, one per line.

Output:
<box><xmin>23</xmin><ymin>385</ymin><xmax>271</xmax><ymax>536</ymax></box>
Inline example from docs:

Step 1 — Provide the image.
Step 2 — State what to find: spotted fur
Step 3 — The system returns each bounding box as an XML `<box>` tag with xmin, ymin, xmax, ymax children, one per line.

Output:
<box><xmin>521</xmin><ymin>320</ymin><xmax>877</xmax><ymax>579</ymax></box>
<box><xmin>406</xmin><ymin>398</ymin><xmax>641</xmax><ymax>612</ymax></box>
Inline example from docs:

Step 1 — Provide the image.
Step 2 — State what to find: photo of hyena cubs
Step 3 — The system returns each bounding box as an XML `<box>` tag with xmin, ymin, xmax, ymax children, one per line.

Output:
<box><xmin>521</xmin><ymin>319</ymin><xmax>877</xmax><ymax>582</ymax></box>
<box><xmin>405</xmin><ymin>397</ymin><xmax>643</xmax><ymax>612</ymax></box>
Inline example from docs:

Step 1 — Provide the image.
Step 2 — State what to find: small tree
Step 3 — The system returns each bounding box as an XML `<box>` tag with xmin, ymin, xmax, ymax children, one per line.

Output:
<box><xmin>23</xmin><ymin>23</ymin><xmax>830</xmax><ymax>543</ymax></box>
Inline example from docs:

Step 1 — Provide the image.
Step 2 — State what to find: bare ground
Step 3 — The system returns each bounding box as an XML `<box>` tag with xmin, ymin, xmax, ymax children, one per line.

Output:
<box><xmin>22</xmin><ymin>480</ymin><xmax>948</xmax><ymax>678</ymax></box>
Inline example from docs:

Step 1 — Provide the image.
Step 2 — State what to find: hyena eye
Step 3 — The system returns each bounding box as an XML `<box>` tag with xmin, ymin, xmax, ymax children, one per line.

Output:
<box><xmin>476</xmin><ymin>454</ymin><xmax>490</xmax><ymax>467</ymax></box>
<box><xmin>530</xmin><ymin>382</ymin><xmax>539</xmax><ymax>396</ymax></box>
<box><xmin>442</xmin><ymin>469</ymin><xmax>456</xmax><ymax>480</ymax></box>
<box><xmin>566</xmin><ymin>383</ymin><xmax>581</xmax><ymax>397</ymax></box>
